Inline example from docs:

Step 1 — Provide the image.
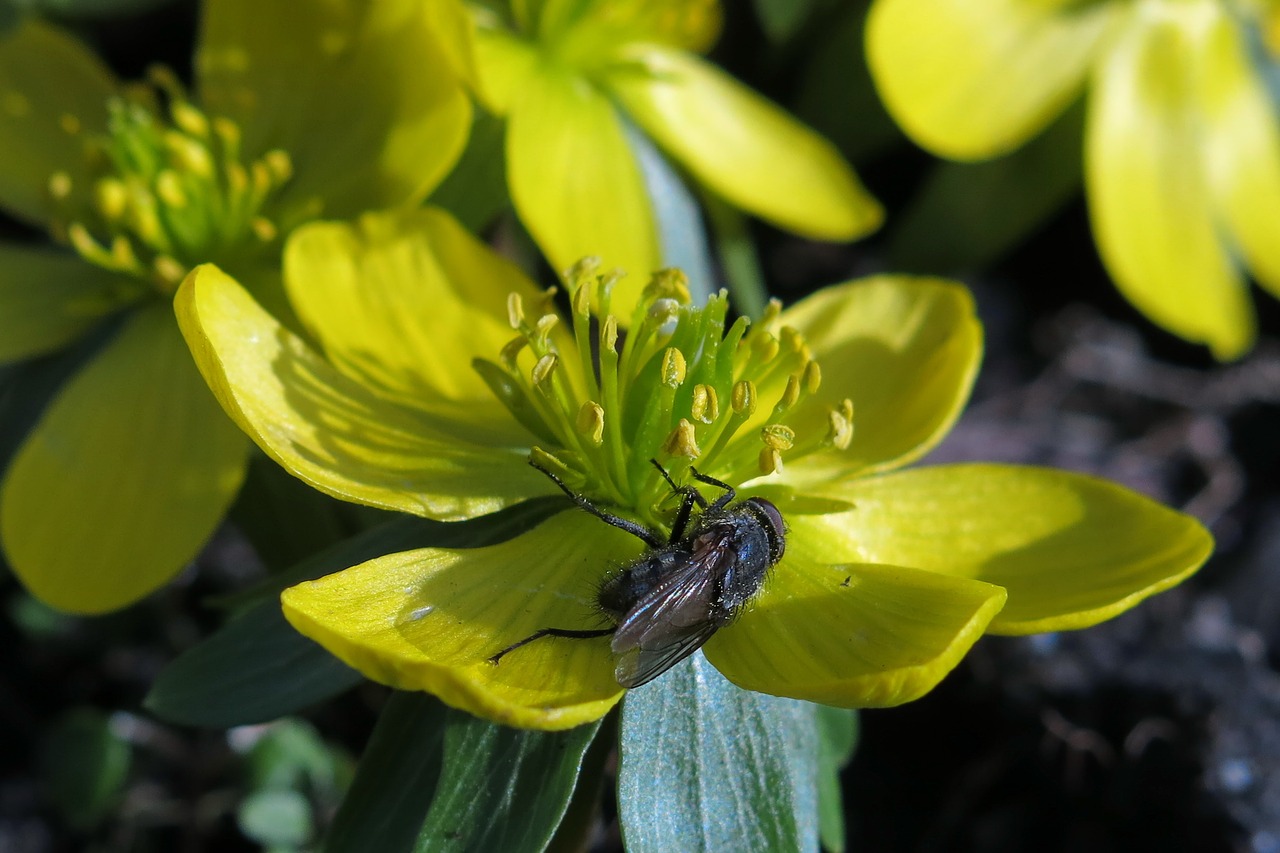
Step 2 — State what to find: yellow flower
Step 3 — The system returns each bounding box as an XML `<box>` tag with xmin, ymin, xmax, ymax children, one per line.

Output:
<box><xmin>470</xmin><ymin>0</ymin><xmax>883</xmax><ymax>309</ymax></box>
<box><xmin>175</xmin><ymin>206</ymin><xmax>1210</xmax><ymax>731</ymax></box>
<box><xmin>0</xmin><ymin>0</ymin><xmax>473</xmax><ymax>612</ymax></box>
<box><xmin>867</xmin><ymin>0</ymin><xmax>1280</xmax><ymax>360</ymax></box>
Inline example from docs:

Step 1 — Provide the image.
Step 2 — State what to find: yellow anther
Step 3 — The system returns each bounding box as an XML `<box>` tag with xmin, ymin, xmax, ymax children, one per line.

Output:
<box><xmin>67</xmin><ymin>222</ymin><xmax>99</xmax><ymax>257</ymax></box>
<box><xmin>500</xmin><ymin>337</ymin><xmax>527</xmax><ymax>368</ymax></box>
<box><xmin>826</xmin><ymin>406</ymin><xmax>853</xmax><ymax>451</ymax></box>
<box><xmin>572</xmin><ymin>277</ymin><xmax>592</xmax><ymax>318</ymax></box>
<box><xmin>803</xmin><ymin>360</ymin><xmax>821</xmax><ymax>394</ymax></box>
<box><xmin>643</xmin><ymin>268</ymin><xmax>692</xmax><ymax>305</ymax></box>
<box><xmin>758</xmin><ymin>447</ymin><xmax>783</xmax><ymax>475</ymax></box>
<box><xmin>779</xmin><ymin>325</ymin><xmax>804</xmax><ymax>353</ymax></box>
<box><xmin>731</xmin><ymin>380</ymin><xmax>757</xmax><ymax>416</ymax></box>
<box><xmin>48</xmin><ymin>171</ymin><xmax>73</xmax><ymax>201</ymax></box>
<box><xmin>534</xmin><ymin>314</ymin><xmax>559</xmax><ymax>342</ymax></box>
<box><xmin>153</xmin><ymin>254</ymin><xmax>186</xmax><ymax>287</ymax></box>
<box><xmin>251</xmin><ymin>217</ymin><xmax>278</xmax><ymax>242</ymax></box>
<box><xmin>752</xmin><ymin>332</ymin><xmax>780</xmax><ymax>363</ymax></box>
<box><xmin>647</xmin><ymin>297</ymin><xmax>681</xmax><ymax>327</ymax></box>
<box><xmin>576</xmin><ymin>401</ymin><xmax>605</xmax><ymax>446</ymax></box>
<box><xmin>776</xmin><ymin>374</ymin><xmax>801</xmax><ymax>411</ymax></box>
<box><xmin>251</xmin><ymin>162</ymin><xmax>274</xmax><ymax>195</ymax></box>
<box><xmin>171</xmin><ymin>101</ymin><xmax>209</xmax><ymax>138</ymax></box>
<box><xmin>164</xmin><ymin>131</ymin><xmax>214</xmax><ymax>177</ymax></box>
<box><xmin>662</xmin><ymin>419</ymin><xmax>701</xmax><ymax>458</ymax></box>
<box><xmin>226</xmin><ymin>162</ymin><xmax>248</xmax><ymax>193</ymax></box>
<box><xmin>532</xmin><ymin>353</ymin><xmax>559</xmax><ymax>387</ymax></box>
<box><xmin>691</xmin><ymin>384</ymin><xmax>719</xmax><ymax>424</ymax></box>
<box><xmin>58</xmin><ymin>113</ymin><xmax>81</xmax><ymax>135</ymax></box>
<box><xmin>565</xmin><ymin>256</ymin><xmax>601</xmax><ymax>286</ymax></box>
<box><xmin>213</xmin><ymin>117</ymin><xmax>241</xmax><ymax>153</ymax></box>
<box><xmin>109</xmin><ymin>235</ymin><xmax>139</xmax><ymax>269</ymax></box>
<box><xmin>761</xmin><ymin>424</ymin><xmax>795</xmax><ymax>451</ymax></box>
<box><xmin>260</xmin><ymin>152</ymin><xmax>289</xmax><ymax>183</ymax></box>
<box><xmin>93</xmin><ymin>178</ymin><xmax>128</xmax><ymax>221</ymax></box>
<box><xmin>661</xmin><ymin>347</ymin><xmax>687</xmax><ymax>387</ymax></box>
<box><xmin>759</xmin><ymin>298</ymin><xmax>782</xmax><ymax>327</ymax></box>
<box><xmin>601</xmin><ymin>316</ymin><xmax>619</xmax><ymax>353</ymax></box>
<box><xmin>155</xmin><ymin>170</ymin><xmax>188</xmax><ymax>208</ymax></box>
<box><xmin>507</xmin><ymin>292</ymin><xmax>525</xmax><ymax>330</ymax></box>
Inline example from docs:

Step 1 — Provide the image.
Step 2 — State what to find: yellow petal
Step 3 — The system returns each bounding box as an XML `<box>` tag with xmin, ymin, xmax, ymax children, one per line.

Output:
<box><xmin>1</xmin><ymin>303</ymin><xmax>248</xmax><ymax>613</ymax></box>
<box><xmin>779</xmin><ymin>276</ymin><xmax>981</xmax><ymax>483</ymax></box>
<box><xmin>506</xmin><ymin>63</ymin><xmax>659</xmax><ymax>311</ymax></box>
<box><xmin>705</xmin><ymin>559</ymin><xmax>1005</xmax><ymax>708</ymax></box>
<box><xmin>1085</xmin><ymin>2</ymin><xmax>1254</xmax><ymax>359</ymax></box>
<box><xmin>605</xmin><ymin>46</ymin><xmax>881</xmax><ymax>241</ymax></box>
<box><xmin>196</xmin><ymin>0</ymin><xmax>471</xmax><ymax>218</ymax></box>
<box><xmin>284</xmin><ymin>207</ymin><xmax>542</xmax><ymax>425</ymax></box>
<box><xmin>0</xmin><ymin>245</ymin><xmax>141</xmax><ymax>362</ymax></box>
<box><xmin>1196</xmin><ymin>8</ymin><xmax>1280</xmax><ymax>303</ymax></box>
<box><xmin>472</xmin><ymin>24</ymin><xmax>540</xmax><ymax>114</ymax></box>
<box><xmin>281</xmin><ymin>511</ymin><xmax>638</xmax><ymax>731</ymax></box>
<box><xmin>795</xmin><ymin>464</ymin><xmax>1213</xmax><ymax>634</ymax></box>
<box><xmin>0</xmin><ymin>19</ymin><xmax>115</xmax><ymax>226</ymax></box>
<box><xmin>175</xmin><ymin>264</ymin><xmax>550</xmax><ymax>520</ymax></box>
<box><xmin>866</xmin><ymin>0</ymin><xmax>1114</xmax><ymax>160</ymax></box>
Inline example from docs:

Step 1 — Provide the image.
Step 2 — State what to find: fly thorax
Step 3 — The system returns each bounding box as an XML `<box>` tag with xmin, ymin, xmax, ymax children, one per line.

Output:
<box><xmin>45</xmin><ymin>67</ymin><xmax>297</xmax><ymax>298</ymax></box>
<box><xmin>474</xmin><ymin>258</ymin><xmax>856</xmax><ymax>531</ymax></box>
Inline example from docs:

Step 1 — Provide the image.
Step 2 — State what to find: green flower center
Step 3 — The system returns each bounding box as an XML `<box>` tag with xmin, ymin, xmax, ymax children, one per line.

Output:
<box><xmin>479</xmin><ymin>260</ymin><xmax>853</xmax><ymax>528</ymax></box>
<box><xmin>46</xmin><ymin>68</ymin><xmax>295</xmax><ymax>296</ymax></box>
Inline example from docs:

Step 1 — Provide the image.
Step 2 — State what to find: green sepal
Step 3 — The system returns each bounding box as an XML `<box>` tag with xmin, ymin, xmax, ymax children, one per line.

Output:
<box><xmin>618</xmin><ymin>653</ymin><xmax>820</xmax><ymax>852</ymax></box>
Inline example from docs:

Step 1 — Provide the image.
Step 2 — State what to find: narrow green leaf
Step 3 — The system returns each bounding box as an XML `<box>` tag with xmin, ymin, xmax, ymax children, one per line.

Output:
<box><xmin>412</xmin><ymin>711</ymin><xmax>602</xmax><ymax>853</ymax></box>
<box><xmin>39</xmin><ymin>708</ymin><xmax>132</xmax><ymax>831</ymax></box>
<box><xmin>624</xmin><ymin>119</ymin><xmax>716</xmax><ymax>301</ymax></box>
<box><xmin>888</xmin><ymin>100</ymin><xmax>1085</xmax><ymax>273</ymax></box>
<box><xmin>617</xmin><ymin>653</ymin><xmax>820</xmax><ymax>853</ymax></box>
<box><xmin>147</xmin><ymin>500</ymin><xmax>561</xmax><ymax>727</ymax></box>
<box><xmin>324</xmin><ymin>693</ymin><xmax>448</xmax><ymax>853</ymax></box>
<box><xmin>815</xmin><ymin>705</ymin><xmax>858</xmax><ymax>853</ymax></box>
<box><xmin>145</xmin><ymin>596</ymin><xmax>363</xmax><ymax>728</ymax></box>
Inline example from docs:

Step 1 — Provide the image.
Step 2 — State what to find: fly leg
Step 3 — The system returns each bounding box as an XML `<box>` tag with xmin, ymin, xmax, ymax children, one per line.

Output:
<box><xmin>650</xmin><ymin>460</ymin><xmax>737</xmax><ymax>539</ymax></box>
<box><xmin>488</xmin><ymin>626</ymin><xmax>615</xmax><ymax>665</ymax></box>
<box><xmin>531</xmin><ymin>460</ymin><xmax>664</xmax><ymax>547</ymax></box>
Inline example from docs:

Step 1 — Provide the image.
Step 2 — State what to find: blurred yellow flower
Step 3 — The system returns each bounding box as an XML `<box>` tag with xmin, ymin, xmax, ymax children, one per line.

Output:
<box><xmin>470</xmin><ymin>0</ymin><xmax>883</xmax><ymax>310</ymax></box>
<box><xmin>868</xmin><ymin>0</ymin><xmax>1280</xmax><ymax>359</ymax></box>
<box><xmin>0</xmin><ymin>0</ymin><xmax>472</xmax><ymax>612</ymax></box>
<box><xmin>176</xmin><ymin>207</ymin><xmax>1210</xmax><ymax>730</ymax></box>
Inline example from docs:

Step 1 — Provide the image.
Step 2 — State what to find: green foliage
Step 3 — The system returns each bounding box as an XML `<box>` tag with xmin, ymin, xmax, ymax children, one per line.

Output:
<box><xmin>617</xmin><ymin>654</ymin><xmax>820</xmax><ymax>852</ymax></box>
<box><xmin>816</xmin><ymin>706</ymin><xmax>859</xmax><ymax>853</ymax></box>
<box><xmin>39</xmin><ymin>708</ymin><xmax>131</xmax><ymax>831</ymax></box>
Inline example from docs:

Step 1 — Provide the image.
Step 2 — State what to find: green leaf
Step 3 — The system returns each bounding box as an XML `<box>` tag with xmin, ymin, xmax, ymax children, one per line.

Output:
<box><xmin>147</xmin><ymin>501</ymin><xmax>561</xmax><ymax>728</ymax></box>
<box><xmin>412</xmin><ymin>711</ymin><xmax>602</xmax><ymax>853</ymax></box>
<box><xmin>145</xmin><ymin>596</ymin><xmax>363</xmax><ymax>728</ymax></box>
<box><xmin>324</xmin><ymin>693</ymin><xmax>448</xmax><ymax>853</ymax></box>
<box><xmin>617</xmin><ymin>653</ymin><xmax>820</xmax><ymax>853</ymax></box>
<box><xmin>888</xmin><ymin>100</ymin><xmax>1085</xmax><ymax>273</ymax></box>
<box><xmin>238</xmin><ymin>788</ymin><xmax>313</xmax><ymax>849</ymax></box>
<box><xmin>624</xmin><ymin>118</ymin><xmax>716</xmax><ymax>301</ymax></box>
<box><xmin>815</xmin><ymin>706</ymin><xmax>858</xmax><ymax>853</ymax></box>
<box><xmin>428</xmin><ymin>111</ymin><xmax>510</xmax><ymax>234</ymax></box>
<box><xmin>751</xmin><ymin>0</ymin><xmax>816</xmax><ymax>42</ymax></box>
<box><xmin>39</xmin><ymin>708</ymin><xmax>131</xmax><ymax>831</ymax></box>
<box><xmin>247</xmin><ymin>719</ymin><xmax>343</xmax><ymax>795</ymax></box>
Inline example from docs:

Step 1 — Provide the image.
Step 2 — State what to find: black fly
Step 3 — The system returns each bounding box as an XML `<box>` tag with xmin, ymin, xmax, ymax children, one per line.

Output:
<box><xmin>489</xmin><ymin>459</ymin><xmax>786</xmax><ymax>688</ymax></box>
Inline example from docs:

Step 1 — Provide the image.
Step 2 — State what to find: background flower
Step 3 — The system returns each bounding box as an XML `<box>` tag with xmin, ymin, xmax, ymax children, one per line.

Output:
<box><xmin>867</xmin><ymin>0</ymin><xmax>1280</xmax><ymax>360</ymax></box>
<box><xmin>0</xmin><ymin>0</ymin><xmax>472</xmax><ymax>612</ymax></box>
<box><xmin>470</xmin><ymin>0</ymin><xmax>883</xmax><ymax>310</ymax></box>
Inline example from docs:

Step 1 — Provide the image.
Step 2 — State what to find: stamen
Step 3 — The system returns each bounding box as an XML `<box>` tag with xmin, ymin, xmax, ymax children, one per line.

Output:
<box><xmin>577</xmin><ymin>401</ymin><xmax>605</xmax><ymax>446</ymax></box>
<box><xmin>690</xmin><ymin>384</ymin><xmax>718</xmax><ymax>424</ymax></box>
<box><xmin>532</xmin><ymin>353</ymin><xmax>559</xmax><ymax>387</ymax></box>
<box><xmin>507</xmin><ymin>293</ymin><xmax>525</xmax><ymax>330</ymax></box>
<box><xmin>662</xmin><ymin>419</ymin><xmax>700</xmax><ymax>458</ymax></box>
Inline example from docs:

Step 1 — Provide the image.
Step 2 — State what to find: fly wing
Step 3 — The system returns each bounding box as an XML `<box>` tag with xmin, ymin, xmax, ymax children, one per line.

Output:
<box><xmin>610</xmin><ymin>541</ymin><xmax>735</xmax><ymax>688</ymax></box>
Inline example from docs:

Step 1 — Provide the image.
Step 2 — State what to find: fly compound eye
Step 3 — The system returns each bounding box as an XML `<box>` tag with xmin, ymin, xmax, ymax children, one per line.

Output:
<box><xmin>747</xmin><ymin>497</ymin><xmax>786</xmax><ymax>562</ymax></box>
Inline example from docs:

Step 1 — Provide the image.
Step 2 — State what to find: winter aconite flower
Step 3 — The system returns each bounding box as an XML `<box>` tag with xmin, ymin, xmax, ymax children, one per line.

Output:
<box><xmin>867</xmin><ymin>0</ymin><xmax>1280</xmax><ymax>359</ymax></box>
<box><xmin>0</xmin><ymin>0</ymin><xmax>472</xmax><ymax>612</ymax></box>
<box><xmin>470</xmin><ymin>0</ymin><xmax>883</xmax><ymax>309</ymax></box>
<box><xmin>175</xmin><ymin>206</ymin><xmax>1211</xmax><ymax>730</ymax></box>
